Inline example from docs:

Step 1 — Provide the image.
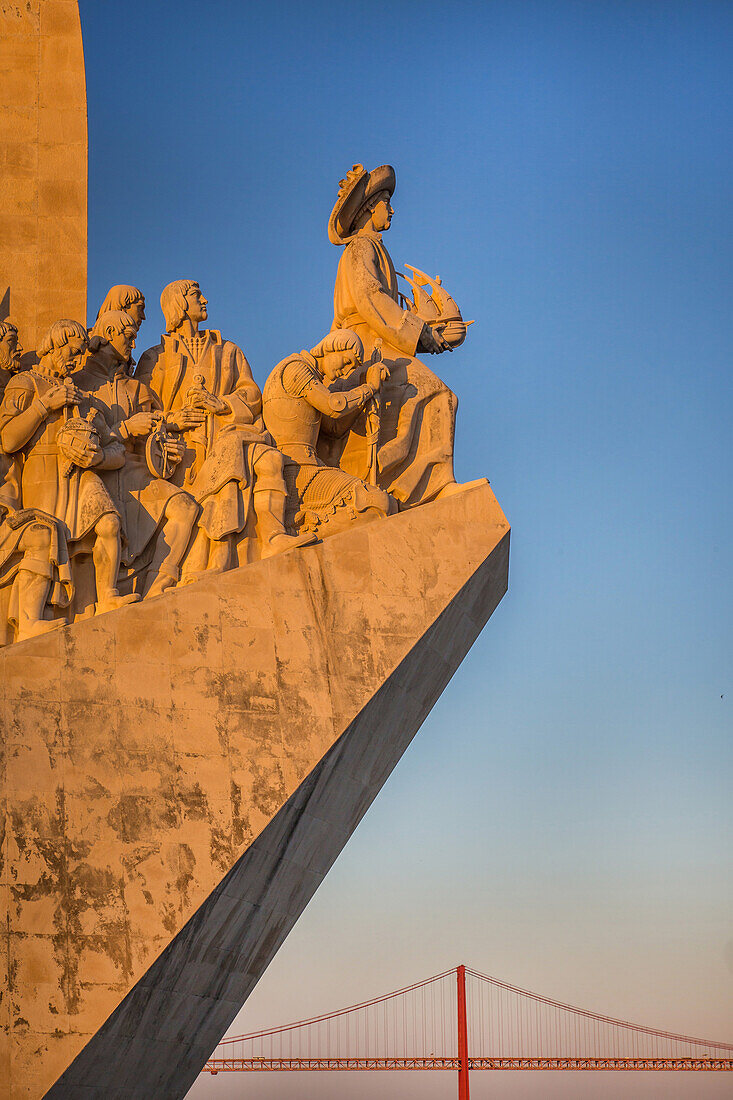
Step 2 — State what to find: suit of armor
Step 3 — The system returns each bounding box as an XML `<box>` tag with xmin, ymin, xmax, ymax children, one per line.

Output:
<box><xmin>263</xmin><ymin>350</ymin><xmax>394</xmax><ymax>537</ymax></box>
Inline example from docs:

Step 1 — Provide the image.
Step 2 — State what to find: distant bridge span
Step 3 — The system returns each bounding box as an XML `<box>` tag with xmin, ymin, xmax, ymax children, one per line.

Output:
<box><xmin>202</xmin><ymin>965</ymin><xmax>733</xmax><ymax>1097</ymax></box>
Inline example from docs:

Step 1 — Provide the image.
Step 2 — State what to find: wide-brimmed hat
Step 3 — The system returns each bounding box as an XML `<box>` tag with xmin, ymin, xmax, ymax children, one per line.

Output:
<box><xmin>328</xmin><ymin>164</ymin><xmax>396</xmax><ymax>245</ymax></box>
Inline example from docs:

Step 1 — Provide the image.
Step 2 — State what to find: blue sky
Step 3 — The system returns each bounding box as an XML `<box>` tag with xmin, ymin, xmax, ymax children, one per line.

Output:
<box><xmin>80</xmin><ymin>2</ymin><xmax>732</xmax><ymax>1096</ymax></box>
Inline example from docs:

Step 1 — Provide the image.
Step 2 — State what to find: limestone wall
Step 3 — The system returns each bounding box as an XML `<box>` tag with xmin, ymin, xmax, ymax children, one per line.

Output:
<box><xmin>0</xmin><ymin>0</ymin><xmax>87</xmax><ymax>360</ymax></box>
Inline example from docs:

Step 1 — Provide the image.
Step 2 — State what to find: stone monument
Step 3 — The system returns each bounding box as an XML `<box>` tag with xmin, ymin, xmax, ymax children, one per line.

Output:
<box><xmin>0</xmin><ymin>1</ymin><xmax>87</xmax><ymax>363</ymax></box>
<box><xmin>0</xmin><ymin>7</ymin><xmax>510</xmax><ymax>1098</ymax></box>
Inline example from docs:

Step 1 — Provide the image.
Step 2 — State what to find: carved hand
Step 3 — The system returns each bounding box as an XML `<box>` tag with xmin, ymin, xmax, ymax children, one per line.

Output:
<box><xmin>365</xmin><ymin>363</ymin><xmax>390</xmax><ymax>391</ymax></box>
<box><xmin>419</xmin><ymin>325</ymin><xmax>451</xmax><ymax>354</ymax></box>
<box><xmin>163</xmin><ymin>439</ymin><xmax>186</xmax><ymax>466</ymax></box>
<box><xmin>44</xmin><ymin>381</ymin><xmax>80</xmax><ymax>412</ymax></box>
<box><xmin>123</xmin><ymin>411</ymin><xmax>161</xmax><ymax>438</ymax></box>
<box><xmin>189</xmin><ymin>391</ymin><xmax>229</xmax><ymax>415</ymax></box>
<box><xmin>166</xmin><ymin>408</ymin><xmax>207</xmax><ymax>431</ymax></box>
<box><xmin>65</xmin><ymin>436</ymin><xmax>103</xmax><ymax>468</ymax></box>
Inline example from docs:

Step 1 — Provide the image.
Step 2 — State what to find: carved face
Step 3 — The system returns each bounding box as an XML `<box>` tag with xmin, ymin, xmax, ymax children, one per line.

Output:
<box><xmin>105</xmin><ymin>324</ymin><xmax>136</xmax><ymax>363</ymax></box>
<box><xmin>54</xmin><ymin>333</ymin><xmax>89</xmax><ymax>375</ymax></box>
<box><xmin>185</xmin><ymin>285</ymin><xmax>208</xmax><ymax>325</ymax></box>
<box><xmin>322</xmin><ymin>350</ymin><xmax>360</xmax><ymax>383</ymax></box>
<box><xmin>370</xmin><ymin>195</ymin><xmax>393</xmax><ymax>233</ymax></box>
<box><xmin>126</xmin><ymin>297</ymin><xmax>146</xmax><ymax>329</ymax></box>
<box><xmin>0</xmin><ymin>328</ymin><xmax>22</xmax><ymax>371</ymax></box>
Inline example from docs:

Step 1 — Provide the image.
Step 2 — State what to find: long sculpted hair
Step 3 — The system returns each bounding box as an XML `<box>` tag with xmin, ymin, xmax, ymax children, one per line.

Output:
<box><xmin>37</xmin><ymin>319</ymin><xmax>89</xmax><ymax>360</ymax></box>
<box><xmin>94</xmin><ymin>285</ymin><xmax>144</xmax><ymax>323</ymax></box>
<box><xmin>350</xmin><ymin>191</ymin><xmax>390</xmax><ymax>237</ymax></box>
<box><xmin>310</xmin><ymin>328</ymin><xmax>364</xmax><ymax>362</ymax></box>
<box><xmin>160</xmin><ymin>279</ymin><xmax>198</xmax><ymax>333</ymax></box>
<box><xmin>0</xmin><ymin>321</ymin><xmax>18</xmax><ymax>340</ymax></box>
<box><xmin>88</xmin><ymin>309</ymin><xmax>137</xmax><ymax>353</ymax></box>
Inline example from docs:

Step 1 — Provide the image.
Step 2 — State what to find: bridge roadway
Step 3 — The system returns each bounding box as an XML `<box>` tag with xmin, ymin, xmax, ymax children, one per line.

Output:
<box><xmin>206</xmin><ymin>1055</ymin><xmax>733</xmax><ymax>1073</ymax></box>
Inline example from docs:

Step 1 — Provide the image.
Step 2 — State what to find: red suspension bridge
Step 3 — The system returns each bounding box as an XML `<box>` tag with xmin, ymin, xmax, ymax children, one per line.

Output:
<box><xmin>203</xmin><ymin>965</ymin><xmax>733</xmax><ymax>1096</ymax></box>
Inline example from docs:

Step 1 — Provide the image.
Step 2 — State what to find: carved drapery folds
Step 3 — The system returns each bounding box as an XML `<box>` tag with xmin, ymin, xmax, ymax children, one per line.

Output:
<box><xmin>0</xmin><ymin>167</ymin><xmax>486</xmax><ymax>645</ymax></box>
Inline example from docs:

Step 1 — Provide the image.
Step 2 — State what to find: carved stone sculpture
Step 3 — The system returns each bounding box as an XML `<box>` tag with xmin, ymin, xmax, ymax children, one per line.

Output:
<box><xmin>0</xmin><ymin>485</ymin><xmax>72</xmax><ymax>645</ymax></box>
<box><xmin>75</xmin><ymin>310</ymin><xmax>200</xmax><ymax>598</ymax></box>
<box><xmin>322</xmin><ymin>164</ymin><xmax>485</xmax><ymax>507</ymax></box>
<box><xmin>263</xmin><ymin>328</ymin><xmax>396</xmax><ymax>537</ymax></box>
<box><xmin>93</xmin><ymin>284</ymin><xmax>147</xmax><ymax>335</ymax></box>
<box><xmin>400</xmin><ymin>263</ymin><xmax>474</xmax><ymax>348</ymax></box>
<box><xmin>0</xmin><ymin>321</ymin><xmax>24</xmax><ymax>394</ymax></box>
<box><xmin>137</xmin><ymin>280</ymin><xmax>315</xmax><ymax>578</ymax></box>
<box><xmin>0</xmin><ymin>320</ymin><xmax>140</xmax><ymax>618</ymax></box>
<box><xmin>0</xmin><ymin>320</ymin><xmax>73</xmax><ymax>642</ymax></box>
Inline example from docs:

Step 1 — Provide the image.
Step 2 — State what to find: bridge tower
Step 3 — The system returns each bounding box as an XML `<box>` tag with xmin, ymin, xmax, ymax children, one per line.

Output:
<box><xmin>457</xmin><ymin>965</ymin><xmax>471</xmax><ymax>1099</ymax></box>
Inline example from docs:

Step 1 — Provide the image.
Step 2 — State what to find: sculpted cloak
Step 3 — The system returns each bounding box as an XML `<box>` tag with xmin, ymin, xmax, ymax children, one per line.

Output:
<box><xmin>136</xmin><ymin>330</ymin><xmax>280</xmax><ymax>543</ymax></box>
<box><xmin>74</xmin><ymin>356</ymin><xmax>196</xmax><ymax>568</ymax></box>
<box><xmin>322</xmin><ymin>230</ymin><xmax>458</xmax><ymax>507</ymax></box>
<box><xmin>0</xmin><ymin>461</ymin><xmax>73</xmax><ymax>643</ymax></box>
<box><xmin>0</xmin><ymin>371</ymin><xmax>77</xmax><ymax>639</ymax></box>
<box><xmin>0</xmin><ymin>370</ymin><xmax>122</xmax><ymax>545</ymax></box>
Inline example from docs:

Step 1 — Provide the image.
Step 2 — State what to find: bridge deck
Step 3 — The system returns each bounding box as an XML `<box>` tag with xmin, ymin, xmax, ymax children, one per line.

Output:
<box><xmin>204</xmin><ymin>1056</ymin><xmax>733</xmax><ymax>1073</ymax></box>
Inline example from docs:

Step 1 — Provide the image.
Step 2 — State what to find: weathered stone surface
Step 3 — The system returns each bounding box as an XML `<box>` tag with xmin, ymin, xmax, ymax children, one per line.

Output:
<box><xmin>1</xmin><ymin>482</ymin><xmax>508</xmax><ymax>1098</ymax></box>
<box><xmin>0</xmin><ymin>1</ymin><xmax>87</xmax><ymax>359</ymax></box>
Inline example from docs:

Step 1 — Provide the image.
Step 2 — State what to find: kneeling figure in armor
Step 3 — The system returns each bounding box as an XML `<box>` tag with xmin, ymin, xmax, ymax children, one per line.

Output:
<box><xmin>263</xmin><ymin>329</ymin><xmax>396</xmax><ymax>539</ymax></box>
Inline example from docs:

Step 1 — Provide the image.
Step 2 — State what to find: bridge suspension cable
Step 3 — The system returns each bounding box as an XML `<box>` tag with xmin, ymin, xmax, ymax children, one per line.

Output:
<box><xmin>211</xmin><ymin>967</ymin><xmax>459</xmax><ymax>1066</ymax></box>
<box><xmin>203</xmin><ymin>964</ymin><xmax>733</xmax><ymax>1089</ymax></box>
<box><xmin>464</xmin><ymin>966</ymin><xmax>733</xmax><ymax>1067</ymax></box>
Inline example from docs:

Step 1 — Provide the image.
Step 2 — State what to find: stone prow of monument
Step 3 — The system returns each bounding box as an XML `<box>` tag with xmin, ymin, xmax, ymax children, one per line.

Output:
<box><xmin>1</xmin><ymin>483</ymin><xmax>509</xmax><ymax>1098</ymax></box>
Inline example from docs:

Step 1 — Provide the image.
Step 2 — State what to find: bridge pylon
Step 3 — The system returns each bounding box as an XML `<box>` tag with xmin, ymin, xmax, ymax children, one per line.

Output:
<box><xmin>457</xmin><ymin>964</ymin><xmax>471</xmax><ymax>1100</ymax></box>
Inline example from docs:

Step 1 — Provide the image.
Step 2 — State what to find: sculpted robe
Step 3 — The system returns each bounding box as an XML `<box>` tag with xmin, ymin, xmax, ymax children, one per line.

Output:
<box><xmin>0</xmin><ymin>370</ymin><xmax>72</xmax><ymax>641</ymax></box>
<box><xmin>323</xmin><ymin>230</ymin><xmax>458</xmax><ymax>506</ymax></box>
<box><xmin>136</xmin><ymin>330</ymin><xmax>279</xmax><ymax>542</ymax></box>
<box><xmin>0</xmin><ymin>490</ymin><xmax>73</xmax><ymax>644</ymax></box>
<box><xmin>74</xmin><ymin>356</ymin><xmax>196</xmax><ymax>568</ymax></box>
<box><xmin>0</xmin><ymin>370</ymin><xmax>122</xmax><ymax>545</ymax></box>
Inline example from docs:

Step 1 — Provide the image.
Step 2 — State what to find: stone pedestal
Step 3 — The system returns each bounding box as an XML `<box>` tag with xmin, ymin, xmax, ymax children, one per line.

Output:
<box><xmin>0</xmin><ymin>483</ymin><xmax>509</xmax><ymax>1098</ymax></box>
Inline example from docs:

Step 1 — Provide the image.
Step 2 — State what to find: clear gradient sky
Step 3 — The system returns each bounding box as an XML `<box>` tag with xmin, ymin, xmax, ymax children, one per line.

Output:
<box><xmin>79</xmin><ymin>2</ymin><xmax>732</xmax><ymax>1096</ymax></box>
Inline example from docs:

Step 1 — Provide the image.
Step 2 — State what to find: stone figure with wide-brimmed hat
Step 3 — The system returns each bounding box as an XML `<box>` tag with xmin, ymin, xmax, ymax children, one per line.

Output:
<box><xmin>321</xmin><ymin>163</ymin><xmax>484</xmax><ymax>507</ymax></box>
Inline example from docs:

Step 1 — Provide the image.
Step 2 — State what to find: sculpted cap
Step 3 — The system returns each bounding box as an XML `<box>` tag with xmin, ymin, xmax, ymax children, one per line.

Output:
<box><xmin>328</xmin><ymin>164</ymin><xmax>396</xmax><ymax>245</ymax></box>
